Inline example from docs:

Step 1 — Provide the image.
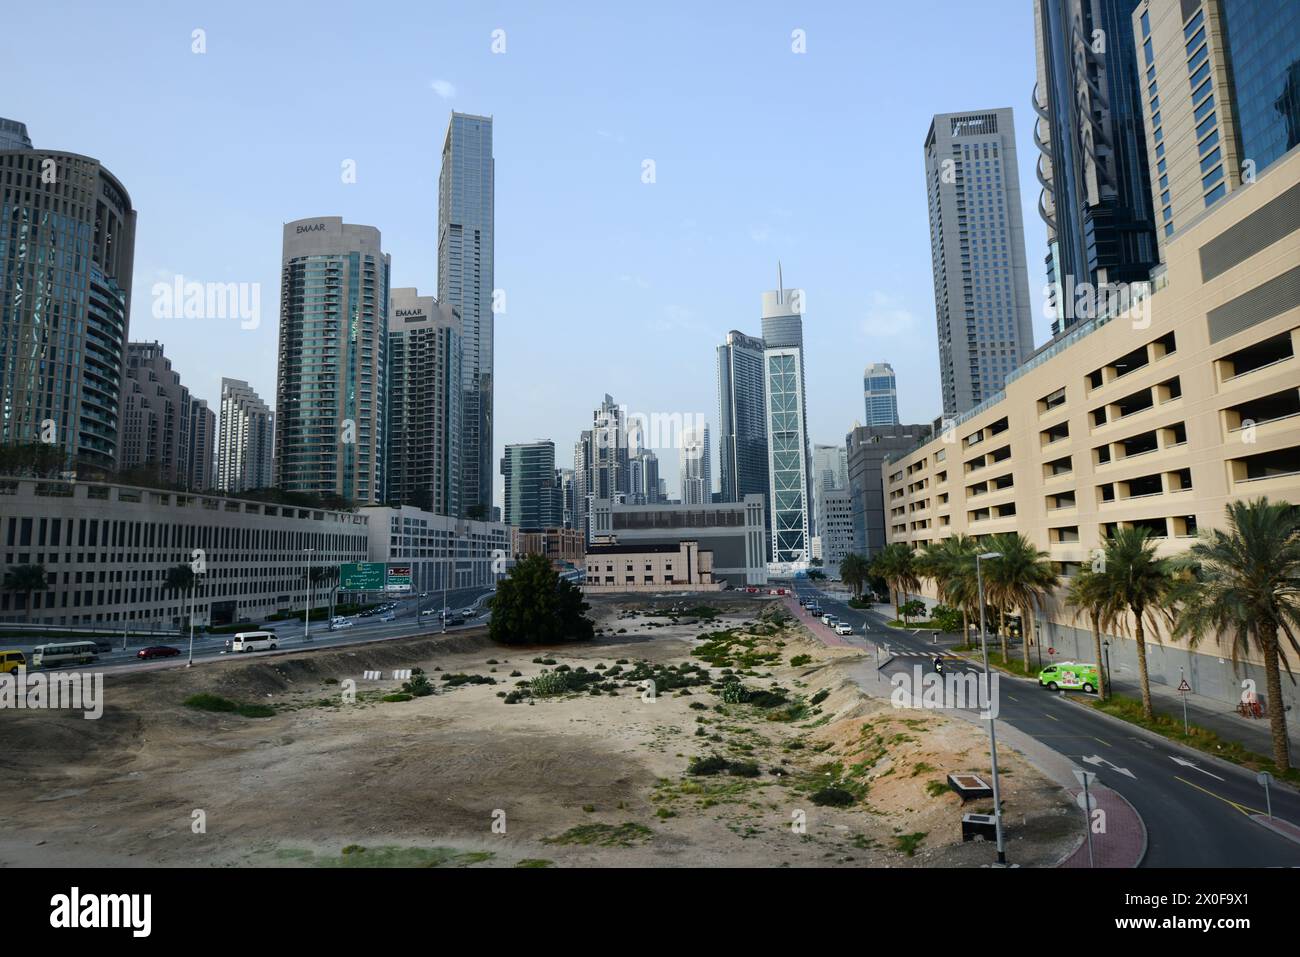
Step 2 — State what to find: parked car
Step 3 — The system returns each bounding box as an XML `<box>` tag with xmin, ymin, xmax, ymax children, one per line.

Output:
<box><xmin>835</xmin><ymin>623</ymin><xmax>854</xmax><ymax>636</ymax></box>
<box><xmin>820</xmin><ymin>613</ymin><xmax>836</xmax><ymax>625</ymax></box>
<box><xmin>137</xmin><ymin>646</ymin><xmax>181</xmax><ymax>660</ymax></box>
<box><xmin>1038</xmin><ymin>662</ymin><xmax>1099</xmax><ymax>693</ymax></box>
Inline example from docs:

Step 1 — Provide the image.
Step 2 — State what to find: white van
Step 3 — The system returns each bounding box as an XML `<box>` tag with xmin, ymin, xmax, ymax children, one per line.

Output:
<box><xmin>32</xmin><ymin>641</ymin><xmax>100</xmax><ymax>668</ymax></box>
<box><xmin>230</xmin><ymin>631</ymin><xmax>278</xmax><ymax>653</ymax></box>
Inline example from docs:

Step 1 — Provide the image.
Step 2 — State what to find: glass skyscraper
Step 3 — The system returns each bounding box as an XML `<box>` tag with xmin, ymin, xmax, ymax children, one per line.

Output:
<box><xmin>274</xmin><ymin>217</ymin><xmax>390</xmax><ymax>504</ymax></box>
<box><xmin>717</xmin><ymin>330</ymin><xmax>768</xmax><ymax>507</ymax></box>
<box><xmin>501</xmin><ymin>441</ymin><xmax>563</xmax><ymax>529</ymax></box>
<box><xmin>217</xmin><ymin>377</ymin><xmax>274</xmax><ymax>494</ymax></box>
<box><xmin>924</xmin><ymin>109</ymin><xmax>1035</xmax><ymax>416</ymax></box>
<box><xmin>1034</xmin><ymin>0</ymin><xmax>1159</xmax><ymax>334</ymax></box>
<box><xmin>761</xmin><ymin>283</ymin><xmax>812</xmax><ymax>566</ymax></box>
<box><xmin>1220</xmin><ymin>0</ymin><xmax>1300</xmax><ymax>174</ymax></box>
<box><xmin>438</xmin><ymin>112</ymin><xmax>494</xmax><ymax>519</ymax></box>
<box><xmin>862</xmin><ymin>362</ymin><xmax>900</xmax><ymax>426</ymax></box>
<box><xmin>0</xmin><ymin>128</ymin><xmax>135</xmax><ymax>470</ymax></box>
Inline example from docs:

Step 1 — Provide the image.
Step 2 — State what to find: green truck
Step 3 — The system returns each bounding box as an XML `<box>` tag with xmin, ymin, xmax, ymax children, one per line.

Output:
<box><xmin>1038</xmin><ymin>661</ymin><xmax>1100</xmax><ymax>693</ymax></box>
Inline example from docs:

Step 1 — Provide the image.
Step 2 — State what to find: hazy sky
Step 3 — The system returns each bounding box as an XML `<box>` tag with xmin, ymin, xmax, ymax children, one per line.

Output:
<box><xmin>4</xmin><ymin>0</ymin><xmax>1050</xmax><ymax>506</ymax></box>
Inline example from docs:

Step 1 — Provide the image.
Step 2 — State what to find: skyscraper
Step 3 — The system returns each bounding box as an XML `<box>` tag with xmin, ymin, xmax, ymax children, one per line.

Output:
<box><xmin>862</xmin><ymin>362</ymin><xmax>900</xmax><ymax>426</ymax></box>
<box><xmin>1033</xmin><ymin>0</ymin><xmax>1159</xmax><ymax>333</ymax></box>
<box><xmin>924</xmin><ymin>109</ymin><xmax>1035</xmax><ymax>416</ymax></box>
<box><xmin>811</xmin><ymin>443</ymin><xmax>848</xmax><ymax>539</ymax></box>
<box><xmin>716</xmin><ymin>330</ymin><xmax>769</xmax><ymax>506</ymax></box>
<box><xmin>501</xmin><ymin>441</ymin><xmax>563</xmax><ymax>529</ymax></box>
<box><xmin>0</xmin><ymin>128</ymin><xmax>136</xmax><ymax>470</ymax></box>
<box><xmin>118</xmin><ymin>342</ymin><xmax>193</xmax><ymax>487</ymax></box>
<box><xmin>188</xmin><ymin>398</ymin><xmax>216</xmax><ymax>491</ymax></box>
<box><xmin>761</xmin><ymin>275</ymin><xmax>813</xmax><ymax>566</ymax></box>
<box><xmin>680</xmin><ymin>425</ymin><xmax>712</xmax><ymax>505</ymax></box>
<box><xmin>274</xmin><ymin>217</ymin><xmax>390</xmax><ymax>504</ymax></box>
<box><xmin>1132</xmin><ymin>0</ymin><xmax>1300</xmax><ymax>258</ymax></box>
<box><xmin>438</xmin><ymin>112</ymin><xmax>494</xmax><ymax>519</ymax></box>
<box><xmin>0</xmin><ymin>118</ymin><xmax>31</xmax><ymax>150</ymax></box>
<box><xmin>574</xmin><ymin>394</ymin><xmax>629</xmax><ymax>541</ymax></box>
<box><xmin>385</xmin><ymin>287</ymin><xmax>461</xmax><ymax>515</ymax></box>
<box><xmin>217</xmin><ymin>377</ymin><xmax>273</xmax><ymax>493</ymax></box>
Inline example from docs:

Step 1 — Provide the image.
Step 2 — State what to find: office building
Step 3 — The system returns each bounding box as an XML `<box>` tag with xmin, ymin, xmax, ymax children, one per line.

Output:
<box><xmin>845</xmin><ymin>422</ymin><xmax>934</xmax><ymax>559</ymax></box>
<box><xmin>117</xmin><ymin>342</ymin><xmax>198</xmax><ymax>488</ymax></box>
<box><xmin>628</xmin><ymin>448</ymin><xmax>660</xmax><ymax>505</ymax></box>
<box><xmin>188</xmin><ymin>398</ymin><xmax>216</xmax><ymax>492</ymax></box>
<box><xmin>501</xmin><ymin>441</ymin><xmax>563</xmax><ymax>529</ymax></box>
<box><xmin>0</xmin><ymin>132</ymin><xmax>136</xmax><ymax>470</ymax></box>
<box><xmin>0</xmin><ymin>477</ymin><xmax>369</xmax><ymax>627</ymax></box>
<box><xmin>680</xmin><ymin>424</ymin><xmax>712</xmax><ymax>505</ymax></box>
<box><xmin>274</xmin><ymin>217</ymin><xmax>390</xmax><ymax>505</ymax></box>
<box><xmin>216</xmin><ymin>378</ymin><xmax>273</xmax><ymax>494</ymax></box>
<box><xmin>812</xmin><ymin>442</ymin><xmax>848</xmax><ymax>538</ymax></box>
<box><xmin>558</xmin><ymin>467</ymin><xmax>576</xmax><ymax>529</ymax></box>
<box><xmin>575</xmin><ymin>394</ymin><xmax>629</xmax><ymax>540</ymax></box>
<box><xmin>1033</xmin><ymin>0</ymin><xmax>1159</xmax><ymax>334</ymax></box>
<box><xmin>924</xmin><ymin>109</ymin><xmax>1036</xmax><ymax>415</ymax></box>
<box><xmin>1133</xmin><ymin>0</ymin><xmax>1300</xmax><ymax>258</ymax></box>
<box><xmin>863</xmin><ymin>362</ymin><xmax>900</xmax><ymax>426</ymax></box>
<box><xmin>882</xmin><ymin>146</ymin><xmax>1300</xmax><ymax>715</ymax></box>
<box><xmin>0</xmin><ymin>118</ymin><xmax>31</xmax><ymax>150</ymax></box>
<box><xmin>761</xmin><ymin>277</ymin><xmax>813</xmax><ymax>567</ymax></box>
<box><xmin>583</xmin><ymin>540</ymin><xmax>721</xmax><ymax>593</ymax></box>
<box><xmin>386</xmin><ymin>287</ymin><xmax>461</xmax><ymax>515</ymax></box>
<box><xmin>438</xmin><ymin>112</ymin><xmax>495</xmax><ymax>519</ymax></box>
<box><xmin>717</xmin><ymin>330</ymin><xmax>769</xmax><ymax>506</ymax></box>
<box><xmin>360</xmin><ymin>504</ymin><xmax>508</xmax><ymax>596</ymax></box>
<box><xmin>585</xmin><ymin>494</ymin><xmax>768</xmax><ymax>586</ymax></box>
<box><xmin>512</xmin><ymin>526</ymin><xmax>585</xmax><ymax>568</ymax></box>
<box><xmin>818</xmin><ymin>487</ymin><xmax>855</xmax><ymax>567</ymax></box>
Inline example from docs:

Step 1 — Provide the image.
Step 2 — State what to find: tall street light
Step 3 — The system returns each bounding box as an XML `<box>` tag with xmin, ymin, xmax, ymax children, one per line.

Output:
<box><xmin>977</xmin><ymin>549</ymin><xmax>1008</xmax><ymax>866</ymax></box>
<box><xmin>304</xmin><ymin>547</ymin><xmax>315</xmax><ymax>641</ymax></box>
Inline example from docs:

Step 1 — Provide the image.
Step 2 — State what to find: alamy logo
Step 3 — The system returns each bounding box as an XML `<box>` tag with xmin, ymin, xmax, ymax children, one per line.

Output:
<box><xmin>49</xmin><ymin>887</ymin><xmax>151</xmax><ymax>937</ymax></box>
<box><xmin>0</xmin><ymin>668</ymin><xmax>103</xmax><ymax>720</ymax></box>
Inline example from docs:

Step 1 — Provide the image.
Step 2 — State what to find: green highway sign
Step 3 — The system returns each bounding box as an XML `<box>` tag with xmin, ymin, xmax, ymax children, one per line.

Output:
<box><xmin>339</xmin><ymin>562</ymin><xmax>385</xmax><ymax>591</ymax></box>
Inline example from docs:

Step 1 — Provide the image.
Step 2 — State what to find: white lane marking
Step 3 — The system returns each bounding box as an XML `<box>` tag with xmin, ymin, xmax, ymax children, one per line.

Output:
<box><xmin>1082</xmin><ymin>754</ymin><xmax>1136</xmax><ymax>779</ymax></box>
<box><xmin>1170</xmin><ymin>755</ymin><xmax>1225</xmax><ymax>781</ymax></box>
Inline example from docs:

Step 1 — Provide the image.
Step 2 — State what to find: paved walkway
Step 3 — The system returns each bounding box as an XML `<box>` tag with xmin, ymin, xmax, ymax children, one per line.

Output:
<box><xmin>781</xmin><ymin>596</ymin><xmax>854</xmax><ymax>647</ymax></box>
<box><xmin>1059</xmin><ymin>786</ymin><xmax>1146</xmax><ymax>868</ymax></box>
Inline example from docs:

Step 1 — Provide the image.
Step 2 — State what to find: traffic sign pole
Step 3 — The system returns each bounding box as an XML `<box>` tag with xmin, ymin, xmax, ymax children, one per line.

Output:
<box><xmin>1178</xmin><ymin>669</ymin><xmax>1191</xmax><ymax>734</ymax></box>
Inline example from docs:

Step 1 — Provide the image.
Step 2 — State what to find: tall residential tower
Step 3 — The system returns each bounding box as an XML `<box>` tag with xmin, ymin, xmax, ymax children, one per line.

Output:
<box><xmin>217</xmin><ymin>378</ymin><xmax>273</xmax><ymax>493</ymax></box>
<box><xmin>761</xmin><ymin>276</ymin><xmax>813</xmax><ymax>566</ymax></box>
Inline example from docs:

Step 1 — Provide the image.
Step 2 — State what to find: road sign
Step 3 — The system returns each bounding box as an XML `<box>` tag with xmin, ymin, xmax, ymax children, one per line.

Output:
<box><xmin>385</xmin><ymin>564</ymin><xmax>412</xmax><ymax>593</ymax></box>
<box><xmin>1178</xmin><ymin>678</ymin><xmax>1191</xmax><ymax>693</ymax></box>
<box><xmin>340</xmin><ymin>562</ymin><xmax>385</xmax><ymax>591</ymax></box>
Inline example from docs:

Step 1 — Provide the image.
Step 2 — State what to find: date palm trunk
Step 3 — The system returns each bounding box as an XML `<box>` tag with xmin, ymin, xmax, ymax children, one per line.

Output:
<box><xmin>1260</xmin><ymin>622</ymin><xmax>1292</xmax><ymax>772</ymax></box>
<box><xmin>1134</xmin><ymin>612</ymin><xmax>1153</xmax><ymax>720</ymax></box>
<box><xmin>1091</xmin><ymin>611</ymin><xmax>1106</xmax><ymax>701</ymax></box>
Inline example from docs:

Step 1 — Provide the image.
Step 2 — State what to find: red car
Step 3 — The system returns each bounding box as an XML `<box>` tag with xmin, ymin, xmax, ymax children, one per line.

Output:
<box><xmin>137</xmin><ymin>645</ymin><xmax>181</xmax><ymax>660</ymax></box>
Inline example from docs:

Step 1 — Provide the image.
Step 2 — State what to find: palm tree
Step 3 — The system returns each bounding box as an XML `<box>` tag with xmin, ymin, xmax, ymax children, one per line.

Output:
<box><xmin>1172</xmin><ymin>498</ymin><xmax>1300</xmax><ymax>772</ymax></box>
<box><xmin>1065</xmin><ymin>566</ymin><xmax>1110</xmax><ymax>700</ymax></box>
<box><xmin>871</xmin><ymin>543</ymin><xmax>920</xmax><ymax>622</ymax></box>
<box><xmin>164</xmin><ymin>563</ymin><xmax>199</xmax><ymax>630</ymax></box>
<box><xmin>1096</xmin><ymin>527</ymin><xmax>1178</xmax><ymax>720</ymax></box>
<box><xmin>2</xmin><ymin>563</ymin><xmax>49</xmax><ymax>616</ymax></box>
<box><xmin>932</xmin><ymin>535</ymin><xmax>981</xmax><ymax>645</ymax></box>
<box><xmin>985</xmin><ymin>533</ymin><xmax>1059</xmax><ymax>671</ymax></box>
<box><xmin>839</xmin><ymin>553</ymin><xmax>869</xmax><ymax>599</ymax></box>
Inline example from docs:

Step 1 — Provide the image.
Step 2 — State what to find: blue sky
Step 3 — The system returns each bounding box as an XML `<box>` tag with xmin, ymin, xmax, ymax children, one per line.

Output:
<box><xmin>4</xmin><ymin>0</ymin><xmax>1049</xmax><ymax>506</ymax></box>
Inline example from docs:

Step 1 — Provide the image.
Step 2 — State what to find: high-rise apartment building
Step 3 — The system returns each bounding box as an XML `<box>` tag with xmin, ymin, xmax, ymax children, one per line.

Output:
<box><xmin>761</xmin><ymin>279</ymin><xmax>813</xmax><ymax>566</ymax></box>
<box><xmin>217</xmin><ymin>378</ymin><xmax>273</xmax><ymax>493</ymax></box>
<box><xmin>118</xmin><ymin>342</ymin><xmax>194</xmax><ymax>487</ymax></box>
<box><xmin>862</xmin><ymin>362</ymin><xmax>900</xmax><ymax>426</ymax></box>
<box><xmin>716</xmin><ymin>330</ymin><xmax>769</xmax><ymax>506</ymax></box>
<box><xmin>628</xmin><ymin>448</ymin><xmax>660</xmax><ymax>505</ymax></box>
<box><xmin>437</xmin><ymin>112</ymin><xmax>494</xmax><ymax>519</ymax></box>
<box><xmin>0</xmin><ymin>128</ymin><xmax>136</xmax><ymax>470</ymax></box>
<box><xmin>501</xmin><ymin>441</ymin><xmax>563</xmax><ymax>529</ymax></box>
<box><xmin>924</xmin><ymin>109</ymin><xmax>1036</xmax><ymax>417</ymax></box>
<box><xmin>188</xmin><ymin>398</ymin><xmax>216</xmax><ymax>492</ymax></box>
<box><xmin>680</xmin><ymin>425</ymin><xmax>712</xmax><ymax>505</ymax></box>
<box><xmin>385</xmin><ymin>287</ymin><xmax>461</xmax><ymax>515</ymax></box>
<box><xmin>574</xmin><ymin>394</ymin><xmax>630</xmax><ymax>541</ymax></box>
<box><xmin>274</xmin><ymin>217</ymin><xmax>390</xmax><ymax>504</ymax></box>
<box><xmin>0</xmin><ymin>118</ymin><xmax>31</xmax><ymax>150</ymax></box>
<box><xmin>1033</xmin><ymin>0</ymin><xmax>1159</xmax><ymax>334</ymax></box>
<box><xmin>811</xmin><ymin>442</ymin><xmax>848</xmax><ymax>538</ymax></box>
<box><xmin>1132</xmin><ymin>0</ymin><xmax>1300</xmax><ymax>258</ymax></box>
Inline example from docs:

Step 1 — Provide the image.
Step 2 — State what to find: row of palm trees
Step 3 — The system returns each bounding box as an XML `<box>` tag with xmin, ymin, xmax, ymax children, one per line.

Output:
<box><xmin>846</xmin><ymin>497</ymin><xmax>1299</xmax><ymax>773</ymax></box>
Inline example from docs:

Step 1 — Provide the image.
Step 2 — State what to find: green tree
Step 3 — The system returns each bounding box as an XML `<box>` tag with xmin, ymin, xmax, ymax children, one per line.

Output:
<box><xmin>488</xmin><ymin>553</ymin><xmax>594</xmax><ymax>646</ymax></box>
<box><xmin>2</xmin><ymin>563</ymin><xmax>49</xmax><ymax>615</ymax></box>
<box><xmin>870</xmin><ymin>543</ymin><xmax>920</xmax><ymax>621</ymax></box>
<box><xmin>1172</xmin><ymin>498</ymin><xmax>1300</xmax><ymax>772</ymax></box>
<box><xmin>838</xmin><ymin>553</ymin><xmax>869</xmax><ymax>599</ymax></box>
<box><xmin>985</xmin><ymin>533</ymin><xmax>1059</xmax><ymax>672</ymax></box>
<box><xmin>1065</xmin><ymin>566</ymin><xmax>1111</xmax><ymax>700</ymax></box>
<box><xmin>1096</xmin><ymin>527</ymin><xmax>1178</xmax><ymax>720</ymax></box>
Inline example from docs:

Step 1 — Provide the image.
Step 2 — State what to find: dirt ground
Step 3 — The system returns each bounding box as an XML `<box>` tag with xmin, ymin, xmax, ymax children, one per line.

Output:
<box><xmin>0</xmin><ymin>596</ymin><xmax>1079</xmax><ymax>867</ymax></box>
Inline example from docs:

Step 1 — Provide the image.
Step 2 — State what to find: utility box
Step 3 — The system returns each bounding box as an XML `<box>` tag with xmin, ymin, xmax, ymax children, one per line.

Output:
<box><xmin>947</xmin><ymin>773</ymin><xmax>994</xmax><ymax>802</ymax></box>
<box><xmin>962</xmin><ymin>813</ymin><xmax>998</xmax><ymax>843</ymax></box>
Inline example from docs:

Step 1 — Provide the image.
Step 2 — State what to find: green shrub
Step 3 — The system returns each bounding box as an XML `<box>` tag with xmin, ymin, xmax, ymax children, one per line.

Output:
<box><xmin>790</xmin><ymin>654</ymin><xmax>813</xmax><ymax>667</ymax></box>
<box><xmin>810</xmin><ymin>787</ymin><xmax>855</xmax><ymax>807</ymax></box>
<box><xmin>810</xmin><ymin>689</ymin><xmax>830</xmax><ymax>706</ymax></box>
<box><xmin>531</xmin><ymin>670</ymin><xmax>570</xmax><ymax>697</ymax></box>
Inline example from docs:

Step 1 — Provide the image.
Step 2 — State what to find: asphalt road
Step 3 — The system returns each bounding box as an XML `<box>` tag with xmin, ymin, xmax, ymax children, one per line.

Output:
<box><xmin>794</xmin><ymin>582</ymin><xmax>1300</xmax><ymax>868</ymax></box>
<box><xmin>5</xmin><ymin>585</ymin><xmax>496</xmax><ymax>672</ymax></box>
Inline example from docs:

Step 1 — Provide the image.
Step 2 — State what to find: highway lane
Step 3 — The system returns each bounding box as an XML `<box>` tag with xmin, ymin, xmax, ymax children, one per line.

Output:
<box><xmin>3</xmin><ymin>585</ymin><xmax>496</xmax><ymax>672</ymax></box>
<box><xmin>793</xmin><ymin>582</ymin><xmax>1300</xmax><ymax>867</ymax></box>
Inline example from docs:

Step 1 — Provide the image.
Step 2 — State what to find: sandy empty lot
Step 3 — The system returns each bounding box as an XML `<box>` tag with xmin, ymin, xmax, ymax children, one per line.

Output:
<box><xmin>0</xmin><ymin>596</ymin><xmax>1078</xmax><ymax>867</ymax></box>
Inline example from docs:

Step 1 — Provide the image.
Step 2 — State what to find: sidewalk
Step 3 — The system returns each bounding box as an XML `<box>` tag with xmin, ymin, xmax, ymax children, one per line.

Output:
<box><xmin>781</xmin><ymin>596</ymin><xmax>854</xmax><ymax>647</ymax></box>
<box><xmin>1059</xmin><ymin>786</ymin><xmax>1146</xmax><ymax>868</ymax></box>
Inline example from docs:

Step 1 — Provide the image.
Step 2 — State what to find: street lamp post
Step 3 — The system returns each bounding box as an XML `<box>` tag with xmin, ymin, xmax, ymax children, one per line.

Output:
<box><xmin>977</xmin><ymin>550</ymin><xmax>1008</xmax><ymax>866</ymax></box>
<box><xmin>304</xmin><ymin>548</ymin><xmax>315</xmax><ymax>641</ymax></box>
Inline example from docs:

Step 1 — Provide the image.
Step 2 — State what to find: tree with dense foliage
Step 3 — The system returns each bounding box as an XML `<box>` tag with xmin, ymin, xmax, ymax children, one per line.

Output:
<box><xmin>488</xmin><ymin>553</ymin><xmax>594</xmax><ymax>646</ymax></box>
<box><xmin>1172</xmin><ymin>498</ymin><xmax>1300</xmax><ymax>772</ymax></box>
<box><xmin>870</xmin><ymin>543</ymin><xmax>920</xmax><ymax>621</ymax></box>
<box><xmin>1095</xmin><ymin>527</ymin><xmax>1178</xmax><ymax>720</ymax></box>
<box><xmin>0</xmin><ymin>442</ymin><xmax>67</xmax><ymax>478</ymax></box>
<box><xmin>2</xmin><ymin>563</ymin><xmax>49</xmax><ymax>615</ymax></box>
<box><xmin>916</xmin><ymin>535</ymin><xmax>981</xmax><ymax>642</ymax></box>
<box><xmin>1064</xmin><ymin>566</ymin><xmax>1110</xmax><ymax>700</ymax></box>
<box><xmin>838</xmin><ymin>553</ymin><xmax>870</xmax><ymax>598</ymax></box>
<box><xmin>985</xmin><ymin>533</ymin><xmax>1059</xmax><ymax>671</ymax></box>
